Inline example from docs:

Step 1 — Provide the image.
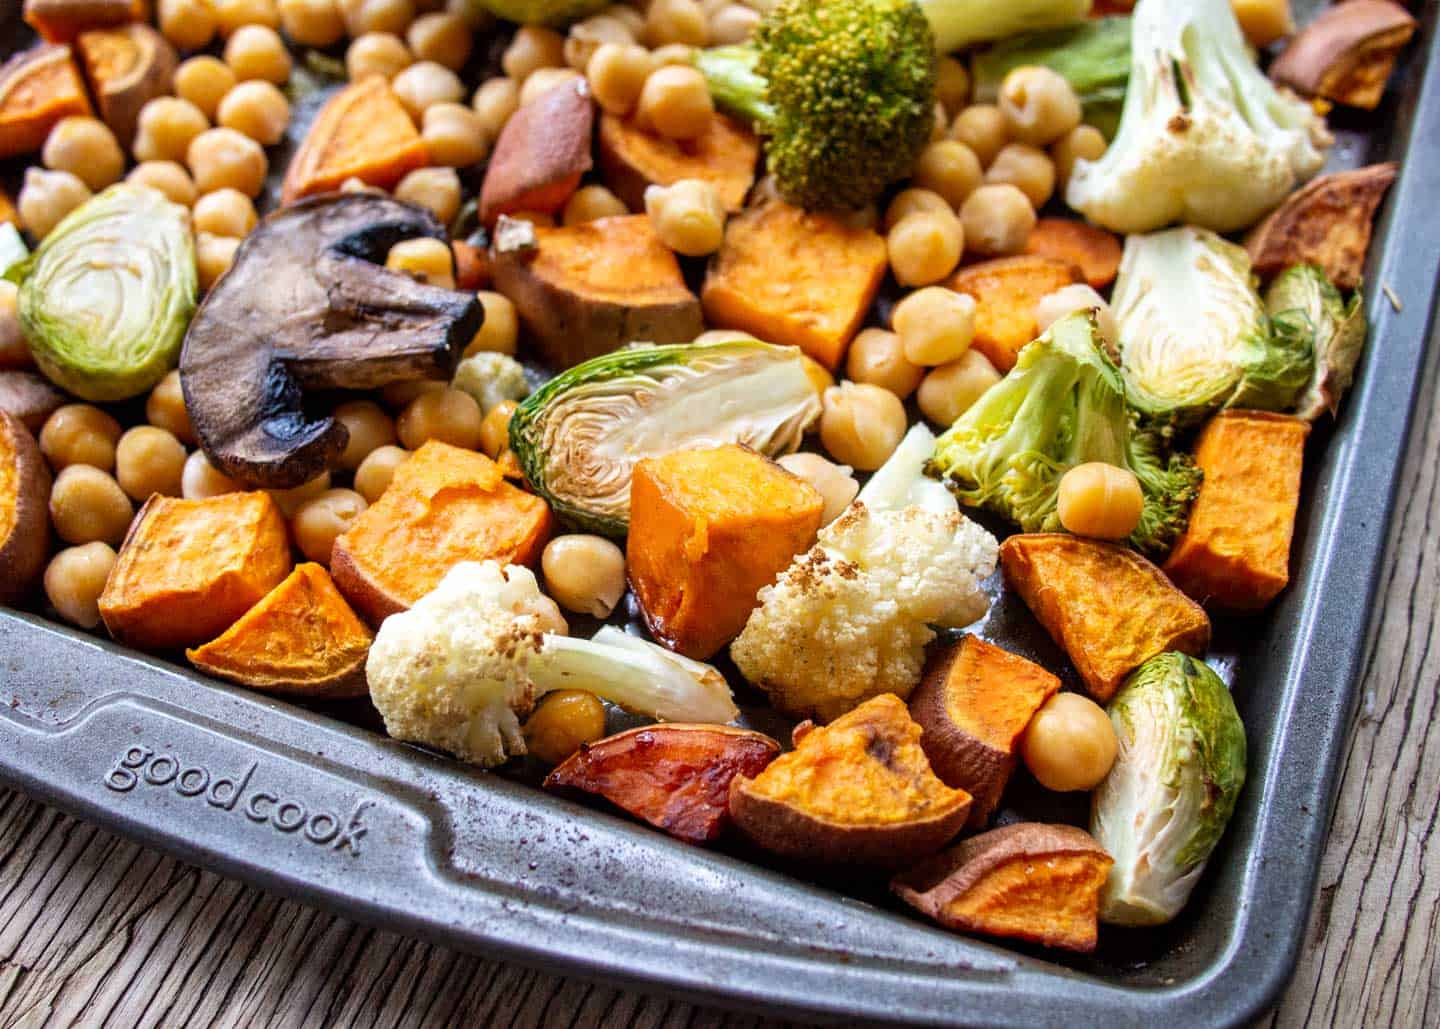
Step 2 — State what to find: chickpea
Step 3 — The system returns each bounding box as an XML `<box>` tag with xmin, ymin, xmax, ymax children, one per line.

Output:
<box><xmin>392</xmin><ymin>61</ymin><xmax>465</xmax><ymax>119</ymax></box>
<box><xmin>519</xmin><ymin>67</ymin><xmax>584</xmax><ymax>107</ymax></box>
<box><xmin>127</xmin><ymin>161</ymin><xmax>198</xmax><ymax>207</ymax></box>
<box><xmin>353</xmin><ymin>444</ymin><xmax>409</xmax><ymax>502</ymax></box>
<box><xmin>338</xmin><ymin>0</ymin><xmax>415</xmax><ymax>36</ymax></box>
<box><xmin>887</xmin><ymin>210</ymin><xmax>963</xmax><ymax>288</ymax></box>
<box><xmin>40</xmin><ymin>404</ymin><xmax>123</xmax><ymax>472</ymax></box>
<box><xmin>471</xmin><ymin>76</ymin><xmax>520</xmax><ymax>137</ymax></box>
<box><xmin>1051</xmin><ymin>125</ymin><xmax>1107</xmax><ymax>189</ymax></box>
<box><xmin>214</xmin><ymin>0</ymin><xmax>281</xmax><ymax>34</ymax></box>
<box><xmin>605</xmin><ymin>3</ymin><xmax>644</xmax><ymax>37</ymax></box>
<box><xmin>332</xmin><ymin>400</ymin><xmax>397</xmax><ymax>471</ymax></box>
<box><xmin>405</xmin><ymin>12</ymin><xmax>471</xmax><ymax>70</ymax></box>
<box><xmin>193</xmin><ymin>187</ymin><xmax>258</xmax><ymax>238</ymax></box>
<box><xmin>225</xmin><ymin>25</ymin><xmax>292</xmax><ymax>84</ymax></box>
<box><xmin>502</xmin><ymin>25</ymin><xmax>566</xmax><ymax>82</ymax></box>
<box><xmin>292</xmin><ymin>489</ymin><xmax>368</xmax><ymax>564</ymax></box>
<box><xmin>892</xmin><ymin>287</ymin><xmax>977</xmax><ymax>368</ymax></box>
<box><xmin>777</xmin><ymin>452</ymin><xmax>858</xmax><ymax>525</ymax></box>
<box><xmin>645</xmin><ymin>179</ymin><xmax>724</xmax><ymax>257</ymax></box>
<box><xmin>1057</xmin><ymin>462</ymin><xmax>1144</xmax><ymax>541</ymax></box>
<box><xmin>479</xmin><ymin>399</ymin><xmax>516</xmax><ymax>458</ymax></box>
<box><xmin>383</xmin><ymin>236</ymin><xmax>455</xmax><ymax>289</ymax></box>
<box><xmin>381</xmin><ymin>379</ymin><xmax>445</xmax><ymax>408</ymax></box>
<box><xmin>819</xmin><ymin>382</ymin><xmax>906</xmax><ymax>472</ymax></box>
<box><xmin>217</xmin><ymin>80</ymin><xmax>291</xmax><ymax>145</ymax></box>
<box><xmin>1020</xmin><ymin>692</ymin><xmax>1118</xmax><ymax>792</ymax></box>
<box><xmin>339</xmin><ymin>176</ymin><xmax>385</xmax><ymax>194</ymax></box>
<box><xmin>523</xmin><ymin>690</ymin><xmax>606</xmax><ymax>765</ymax></box>
<box><xmin>912</xmin><ymin>140</ymin><xmax>983</xmax><ymax>210</ymax></box>
<box><xmin>181</xmin><ymin>449</ymin><xmax>238</xmax><ymax>499</ymax></box>
<box><xmin>346</xmin><ymin>32</ymin><xmax>413</xmax><ymax>82</ymax></box>
<box><xmin>0</xmin><ymin>283</ymin><xmax>27</xmax><ymax>371</ymax></box>
<box><xmin>564</xmin><ymin>14</ymin><xmax>633</xmax><ymax>72</ymax></box>
<box><xmin>395</xmin><ymin>172</ymin><xmax>460</xmax><ymax>225</ymax></box>
<box><xmin>708</xmin><ymin>3</ymin><xmax>758</xmax><ymax>45</ymax></box>
<box><xmin>959</xmin><ymin>184</ymin><xmax>1036</xmax><ymax>258</ymax></box>
<box><xmin>917</xmin><ymin>349</ymin><xmax>1000</xmax><ymax>428</ymax></box>
<box><xmin>645</xmin><ymin>0</ymin><xmax>707</xmax><ymax>47</ymax></box>
<box><xmin>278</xmin><ymin>0</ymin><xmax>345</xmax><ymax>47</ymax></box>
<box><xmin>935</xmin><ymin>56</ymin><xmax>971</xmax><ymax>117</ymax></box>
<box><xmin>883</xmin><ymin>188</ymin><xmax>950</xmax><ymax>232</ymax></box>
<box><xmin>845</xmin><ymin>328</ymin><xmax>923</xmax><ymax>399</ymax></box>
<box><xmin>1035</xmin><ymin>284</ymin><xmax>1118</xmax><ymax>347</ymax></box>
<box><xmin>649</xmin><ymin>43</ymin><xmax>696</xmax><ymax>68</ymax></box>
<box><xmin>421</xmin><ymin>102</ymin><xmax>488</xmax><ymax>168</ymax></box>
<box><xmin>187</xmin><ymin>128</ymin><xmax>270</xmax><ymax>198</ymax></box>
<box><xmin>174</xmin><ymin>57</ymin><xmax>238</xmax><ymax>123</ymax></box>
<box><xmin>637</xmin><ymin>65</ymin><xmax>713</xmax><ymax>141</ymax></box>
<box><xmin>586</xmin><ymin>42</ymin><xmax>654</xmax><ymax>117</ymax></box>
<box><xmin>49</xmin><ymin>466</ymin><xmax>133</xmax><ymax>546</ymax></box>
<box><xmin>397</xmin><ymin>388</ymin><xmax>483</xmax><ymax>450</ymax></box>
<box><xmin>159</xmin><ymin>0</ymin><xmax>219</xmax><ymax>51</ymax></box>
<box><xmin>114</xmin><ymin>426</ymin><xmax>187</xmax><ymax>500</ymax></box>
<box><xmin>563</xmin><ymin>184</ymin><xmax>627</xmax><ymax>225</ymax></box>
<box><xmin>269</xmin><ymin>471</ymin><xmax>331</xmax><ymax>517</ymax></box>
<box><xmin>196</xmin><ymin>232</ymin><xmax>242</xmax><ymax>290</ymax></box>
<box><xmin>1000</xmin><ymin>65</ymin><xmax>1082</xmax><ymax>147</ymax></box>
<box><xmin>146</xmin><ymin>370</ymin><xmax>194</xmax><ymax>444</ymax></box>
<box><xmin>464</xmin><ymin>291</ymin><xmax>519</xmax><ymax>357</ymax></box>
<box><xmin>17</xmin><ymin>168</ymin><xmax>90</xmax><ymax>240</ymax></box>
<box><xmin>800</xmin><ymin>354</ymin><xmax>833</xmax><ymax>398</ymax></box>
<box><xmin>43</xmin><ymin>542</ymin><xmax>118</xmax><ymax>629</ymax></box>
<box><xmin>1233</xmin><ymin>0</ymin><xmax>1294</xmax><ymax>48</ymax></box>
<box><xmin>948</xmin><ymin>104</ymin><xmax>1008</xmax><ymax>167</ymax></box>
<box><xmin>133</xmin><ymin>97</ymin><xmax>209</xmax><ymax>166</ymax></box>
<box><xmin>42</xmin><ymin>117</ymin><xmax>124</xmax><ymax>192</ymax></box>
<box><xmin>541</xmin><ymin>535</ymin><xmax>626</xmax><ymax>618</ymax></box>
<box><xmin>985</xmin><ymin>142</ymin><xmax>1055</xmax><ymax>209</ymax></box>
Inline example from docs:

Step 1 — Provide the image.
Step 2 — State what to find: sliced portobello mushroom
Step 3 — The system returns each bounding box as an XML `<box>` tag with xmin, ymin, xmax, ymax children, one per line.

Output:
<box><xmin>180</xmin><ymin>193</ymin><xmax>481</xmax><ymax>489</ymax></box>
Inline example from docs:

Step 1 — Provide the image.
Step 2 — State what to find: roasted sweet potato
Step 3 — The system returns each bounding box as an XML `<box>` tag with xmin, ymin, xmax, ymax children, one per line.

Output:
<box><xmin>24</xmin><ymin>0</ymin><xmax>145</xmax><ymax>43</ymax></box>
<box><xmin>701</xmin><ymin>201</ymin><xmax>888</xmax><ymax>371</ymax></box>
<box><xmin>0</xmin><ymin>371</ymin><xmax>65</xmax><ymax>431</ymax></box>
<box><xmin>281</xmin><ymin>76</ymin><xmax>430</xmax><ymax>204</ymax></box>
<box><xmin>1163</xmin><ymin>411</ymin><xmax>1309</xmax><ymax>612</ymax></box>
<box><xmin>76</xmin><ymin>23</ymin><xmax>176</xmax><ymax>148</ymax></box>
<box><xmin>0</xmin><ymin>189</ymin><xmax>18</xmax><ymax>228</ymax></box>
<box><xmin>480</xmin><ymin>79</ymin><xmax>593</xmax><ymax>227</ymax></box>
<box><xmin>1270</xmin><ymin>0</ymin><xmax>1417</xmax><ymax>111</ymax></box>
<box><xmin>492</xmin><ymin>214</ymin><xmax>702</xmax><ymax>369</ymax></box>
<box><xmin>891</xmin><ymin>822</ymin><xmax>1113</xmax><ymax>953</ymax></box>
<box><xmin>451</xmin><ymin>240</ymin><xmax>491</xmax><ymax>291</ymax></box>
<box><xmin>1023</xmin><ymin>219</ymin><xmax>1123</xmax><ymax>290</ymax></box>
<box><xmin>0</xmin><ymin>412</ymin><xmax>52</xmax><ymax>605</ymax></box>
<box><xmin>0</xmin><ymin>44</ymin><xmax>94</xmax><ymax>160</ymax></box>
<box><xmin>947</xmin><ymin>256</ymin><xmax>1082</xmax><ymax>373</ymax></box>
<box><xmin>187</xmin><ymin>563</ymin><xmax>373</xmax><ymax>697</ymax></box>
<box><xmin>1245</xmin><ymin>164</ymin><xmax>1397</xmax><ymax>290</ymax></box>
<box><xmin>729</xmin><ymin>694</ymin><xmax>972</xmax><ymax>868</ymax></box>
<box><xmin>331</xmin><ymin>441</ymin><xmax>553</xmax><ymax>624</ymax></box>
<box><xmin>597</xmin><ymin>112</ymin><xmax>759</xmax><ymax>213</ymax></box>
<box><xmin>627</xmin><ymin>445</ymin><xmax>823</xmax><ymax>660</ymax></box>
<box><xmin>98</xmin><ymin>491</ymin><xmax>293</xmax><ymax>651</ymax></box>
<box><xmin>909</xmin><ymin>636</ymin><xmax>1061</xmax><ymax>828</ymax></box>
<box><xmin>1000</xmin><ymin>534</ymin><xmax>1210</xmax><ymax>703</ymax></box>
<box><xmin>545</xmin><ymin>724</ymin><xmax>781</xmax><ymax>844</ymax></box>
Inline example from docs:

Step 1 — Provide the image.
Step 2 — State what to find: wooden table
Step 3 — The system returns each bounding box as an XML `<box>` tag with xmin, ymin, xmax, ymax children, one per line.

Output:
<box><xmin>2</xmin><ymin>387</ymin><xmax>1436</xmax><ymax>1029</ymax></box>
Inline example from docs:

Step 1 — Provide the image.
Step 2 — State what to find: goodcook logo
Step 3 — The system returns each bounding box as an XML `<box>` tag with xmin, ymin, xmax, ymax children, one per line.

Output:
<box><xmin>103</xmin><ymin>745</ymin><xmax>372</xmax><ymax>856</ymax></box>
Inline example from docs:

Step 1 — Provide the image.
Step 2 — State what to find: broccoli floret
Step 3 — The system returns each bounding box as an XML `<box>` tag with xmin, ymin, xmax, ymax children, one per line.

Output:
<box><xmin>473</xmin><ymin>0</ymin><xmax>608</xmax><ymax>27</ymax></box>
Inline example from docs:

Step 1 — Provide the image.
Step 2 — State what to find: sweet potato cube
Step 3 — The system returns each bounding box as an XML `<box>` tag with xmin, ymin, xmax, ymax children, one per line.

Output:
<box><xmin>892</xmin><ymin>822</ymin><xmax>1113</xmax><ymax>953</ymax></box>
<box><xmin>281</xmin><ymin>76</ymin><xmax>430</xmax><ymax>204</ymax></box>
<box><xmin>99</xmin><ymin>492</ymin><xmax>293</xmax><ymax>651</ymax></box>
<box><xmin>24</xmin><ymin>0</ymin><xmax>145</xmax><ymax>43</ymax></box>
<box><xmin>909</xmin><ymin>636</ymin><xmax>1061</xmax><ymax>828</ymax></box>
<box><xmin>331</xmin><ymin>442</ymin><xmax>553</xmax><ymax>624</ymax></box>
<box><xmin>0</xmin><ymin>44</ymin><xmax>94</xmax><ymax>160</ymax></box>
<box><xmin>1163</xmin><ymin>411</ymin><xmax>1310</xmax><ymax>612</ymax></box>
<box><xmin>545</xmin><ymin>724</ymin><xmax>781</xmax><ymax>844</ymax></box>
<box><xmin>947</xmin><ymin>257</ymin><xmax>1083</xmax><ymax>372</ymax></box>
<box><xmin>186</xmin><ymin>563</ymin><xmax>374</xmax><ymax>698</ymax></box>
<box><xmin>597</xmin><ymin>112</ymin><xmax>759</xmax><ymax>213</ymax></box>
<box><xmin>1023</xmin><ymin>219</ymin><xmax>1123</xmax><ymax>290</ymax></box>
<box><xmin>701</xmin><ymin>202</ymin><xmax>888</xmax><ymax>370</ymax></box>
<box><xmin>627</xmin><ymin>445</ymin><xmax>823</xmax><ymax>660</ymax></box>
<box><xmin>999</xmin><ymin>534</ymin><xmax>1210</xmax><ymax>703</ymax></box>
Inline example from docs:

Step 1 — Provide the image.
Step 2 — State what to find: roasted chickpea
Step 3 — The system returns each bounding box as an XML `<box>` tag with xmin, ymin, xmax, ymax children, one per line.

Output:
<box><xmin>1057</xmin><ymin>462</ymin><xmax>1144</xmax><ymax>541</ymax></box>
<box><xmin>916</xmin><ymin>349</ymin><xmax>1000</xmax><ymax>428</ymax></box>
<box><xmin>819</xmin><ymin>382</ymin><xmax>907</xmax><ymax>472</ymax></box>
<box><xmin>887</xmin><ymin>210</ymin><xmax>963</xmax><ymax>287</ymax></box>
<box><xmin>563</xmin><ymin>184</ymin><xmax>628</xmax><ymax>225</ymax></box>
<box><xmin>339</xmin><ymin>0</ymin><xmax>416</xmax><ymax>36</ymax></box>
<box><xmin>1020</xmin><ymin>692</ymin><xmax>1118</xmax><ymax>792</ymax></box>
<box><xmin>187</xmin><ymin>127</ymin><xmax>268</xmax><ymax>197</ymax></box>
<box><xmin>159</xmin><ymin>0</ymin><xmax>220</xmax><ymax>50</ymax></box>
<box><xmin>181</xmin><ymin>449</ymin><xmax>238</xmax><ymax>499</ymax></box>
<box><xmin>49</xmin><ymin>465</ymin><xmax>133</xmax><ymax>546</ymax></box>
<box><xmin>1233</xmin><ymin>0</ymin><xmax>1295</xmax><ymax>48</ymax></box>
<box><xmin>645</xmin><ymin>179</ymin><xmax>725</xmax><ymax>256</ymax></box>
<box><xmin>422</xmin><ymin>102</ymin><xmax>488</xmax><ymax>167</ymax></box>
<box><xmin>959</xmin><ymin>183</ymin><xmax>1036</xmax><ymax>258</ymax></box>
<box><xmin>392</xmin><ymin>60</ymin><xmax>465</xmax><ymax>120</ymax></box>
<box><xmin>564</xmin><ymin>14</ymin><xmax>633</xmax><ymax>72</ymax></box>
<box><xmin>519</xmin><ymin>67</ymin><xmax>584</xmax><ymax>107</ymax></box>
<box><xmin>214</xmin><ymin>0</ymin><xmax>281</xmax><ymax>35</ymax></box>
<box><xmin>323</xmin><ymin>401</ymin><xmax>394</xmax><ymax>472</ymax></box>
<box><xmin>353</xmin><ymin>444</ymin><xmax>409</xmax><ymax>502</ymax></box>
<box><xmin>471</xmin><ymin>76</ymin><xmax>520</xmax><ymax>137</ymax></box>
<box><xmin>397</xmin><ymin>388</ymin><xmax>484</xmax><ymax>450</ymax></box>
<box><xmin>17</xmin><ymin>168</ymin><xmax>90</xmax><ymax>239</ymax></box>
<box><xmin>637</xmin><ymin>65</ymin><xmax>713</xmax><ymax>141</ymax></box>
<box><xmin>394</xmin><ymin>166</ymin><xmax>463</xmax><ymax>224</ymax></box>
<box><xmin>217</xmin><ymin>80</ymin><xmax>291</xmax><ymax>145</ymax></box>
<box><xmin>948</xmin><ymin>103</ymin><xmax>1008</xmax><ymax>166</ymax></box>
<box><xmin>44</xmin><ymin>542</ymin><xmax>117</xmax><ymax>629</ymax></box>
<box><xmin>479</xmin><ymin>399</ymin><xmax>517</xmax><ymax>458</ymax></box>
<box><xmin>502</xmin><ymin>25</ymin><xmax>565</xmax><ymax>82</ymax></box>
<box><xmin>40</xmin><ymin>404</ymin><xmax>123</xmax><ymax>472</ymax></box>
<box><xmin>1000</xmin><ymin>65</ymin><xmax>1082</xmax><ymax>147</ymax></box>
<box><xmin>383</xmin><ymin>236</ymin><xmax>455</xmax><ymax>289</ymax></box>
<box><xmin>935</xmin><ymin>56</ymin><xmax>971</xmax><ymax>117</ymax></box>
<box><xmin>0</xmin><ymin>283</ymin><xmax>27</xmax><ymax>371</ymax></box>
<box><xmin>845</xmin><ymin>328</ymin><xmax>924</xmax><ymax>399</ymax></box>
<box><xmin>127</xmin><ymin>161</ymin><xmax>199</xmax><ymax>206</ymax></box>
<box><xmin>464</xmin><ymin>291</ymin><xmax>520</xmax><ymax>357</ymax></box>
<box><xmin>381</xmin><ymin>379</ymin><xmax>445</xmax><ymax>408</ymax></box>
<box><xmin>541</xmin><ymin>535</ymin><xmax>626</xmax><ymax>618</ymax></box>
<box><xmin>523</xmin><ymin>690</ymin><xmax>606</xmax><ymax>764</ymax></box>
<box><xmin>985</xmin><ymin>142</ymin><xmax>1055</xmax><ymax>209</ymax></box>
<box><xmin>114</xmin><ymin>426</ymin><xmax>187</xmax><ymax>500</ymax></box>
<box><xmin>278</xmin><ymin>0</ymin><xmax>345</xmax><ymax>46</ymax></box>
<box><xmin>1051</xmin><ymin>124</ymin><xmax>1107</xmax><ymax>188</ymax></box>
<box><xmin>224</xmin><ymin>24</ymin><xmax>292</xmax><ymax>84</ymax></box>
<box><xmin>147</xmin><ymin>370</ymin><xmax>195</xmax><ymax>444</ymax></box>
<box><xmin>133</xmin><ymin>97</ymin><xmax>209</xmax><ymax>166</ymax></box>
<box><xmin>346</xmin><ymin>32</ymin><xmax>413</xmax><ymax>81</ymax></box>
<box><xmin>586</xmin><ymin>42</ymin><xmax>654</xmax><ymax>116</ymax></box>
<box><xmin>174</xmin><ymin>57</ymin><xmax>238</xmax><ymax>123</ymax></box>
<box><xmin>605</xmin><ymin>2</ymin><xmax>644</xmax><ymax>37</ymax></box>
<box><xmin>650</xmin><ymin>43</ymin><xmax>696</xmax><ymax>67</ymax></box>
<box><xmin>1035</xmin><ymin>284</ymin><xmax>1118</xmax><ymax>346</ymax></box>
<box><xmin>645</xmin><ymin>0</ymin><xmax>707</xmax><ymax>47</ymax></box>
<box><xmin>912</xmin><ymin>140</ymin><xmax>983</xmax><ymax>209</ymax></box>
<box><xmin>708</xmin><ymin>3</ymin><xmax>758</xmax><ymax>45</ymax></box>
<box><xmin>883</xmin><ymin>187</ymin><xmax>951</xmax><ymax>232</ymax></box>
<box><xmin>196</xmin><ymin>232</ymin><xmax>242</xmax><ymax>290</ymax></box>
<box><xmin>269</xmin><ymin>472</ymin><xmax>331</xmax><ymax>517</ymax></box>
<box><xmin>42</xmin><ymin>117</ymin><xmax>124</xmax><ymax>191</ymax></box>
<box><xmin>776</xmin><ymin>452</ymin><xmax>858</xmax><ymax>525</ymax></box>
<box><xmin>400</xmin><ymin>11</ymin><xmax>470</xmax><ymax>71</ymax></box>
<box><xmin>892</xmin><ymin>287</ymin><xmax>977</xmax><ymax>367</ymax></box>
<box><xmin>292</xmin><ymin>488</ymin><xmax>368</xmax><ymax>564</ymax></box>
<box><xmin>193</xmin><ymin>187</ymin><xmax>259</xmax><ymax>238</ymax></box>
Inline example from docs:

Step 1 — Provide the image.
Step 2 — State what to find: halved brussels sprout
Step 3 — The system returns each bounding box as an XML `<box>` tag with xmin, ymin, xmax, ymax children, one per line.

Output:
<box><xmin>1265</xmin><ymin>265</ymin><xmax>1367</xmax><ymax>422</ymax></box>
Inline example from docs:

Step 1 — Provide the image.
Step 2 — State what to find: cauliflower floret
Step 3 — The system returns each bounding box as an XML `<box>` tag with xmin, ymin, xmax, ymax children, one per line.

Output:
<box><xmin>730</xmin><ymin>503</ymin><xmax>999</xmax><ymax>722</ymax></box>
<box><xmin>452</xmin><ymin>351</ymin><xmax>531</xmax><ymax>414</ymax></box>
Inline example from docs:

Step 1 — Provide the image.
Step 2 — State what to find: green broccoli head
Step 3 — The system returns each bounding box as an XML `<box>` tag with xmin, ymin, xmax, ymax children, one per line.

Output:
<box><xmin>928</xmin><ymin>312</ymin><xmax>1200</xmax><ymax>558</ymax></box>
<box><xmin>473</xmin><ymin>0</ymin><xmax>608</xmax><ymax>27</ymax></box>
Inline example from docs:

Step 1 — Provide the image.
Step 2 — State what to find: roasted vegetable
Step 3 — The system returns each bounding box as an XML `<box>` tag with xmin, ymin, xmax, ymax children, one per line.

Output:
<box><xmin>281</xmin><ymin>77</ymin><xmax>430</xmax><ymax>204</ymax></box>
<box><xmin>1066</xmin><ymin>0</ymin><xmax>1329</xmax><ymax>234</ymax></box>
<box><xmin>479</xmin><ymin>78</ymin><xmax>593</xmax><ymax>227</ymax></box>
<box><xmin>1266</xmin><ymin>266</ymin><xmax>1367</xmax><ymax>422</ymax></box>
<box><xmin>929</xmin><ymin>312</ymin><xmax>1202</xmax><ymax>558</ymax></box>
<box><xmin>8</xmin><ymin>184</ymin><xmax>195</xmax><ymax>403</ymax></box>
<box><xmin>510</xmin><ymin>338</ymin><xmax>820</xmax><ymax>537</ymax></box>
<box><xmin>946</xmin><ymin>255</ymin><xmax>1083</xmax><ymax>373</ymax></box>
<box><xmin>1091</xmin><ymin>652</ymin><xmax>1246</xmax><ymax>926</ymax></box>
<box><xmin>24</xmin><ymin>0</ymin><xmax>144</xmax><ymax>42</ymax></box>
<box><xmin>470</xmin><ymin>0</ymin><xmax>608</xmax><ymax>27</ymax></box>
<box><xmin>598</xmin><ymin>113</ymin><xmax>758</xmax><ymax>214</ymax></box>
<box><xmin>0</xmin><ymin>44</ymin><xmax>93</xmax><ymax>159</ymax></box>
<box><xmin>75</xmin><ymin>23</ymin><xmax>176</xmax><ymax>148</ymax></box>
<box><xmin>452</xmin><ymin>351</ymin><xmax>530</xmax><ymax>415</ymax></box>
<box><xmin>1270</xmin><ymin>0</ymin><xmax>1417</xmax><ymax>111</ymax></box>
<box><xmin>1022</xmin><ymin>219</ymin><xmax>1123</xmax><ymax>291</ymax></box>
<box><xmin>0</xmin><ymin>412</ymin><xmax>52</xmax><ymax>605</ymax></box>
<box><xmin>0</xmin><ymin>370</ymin><xmax>66</xmax><ymax>432</ymax></box>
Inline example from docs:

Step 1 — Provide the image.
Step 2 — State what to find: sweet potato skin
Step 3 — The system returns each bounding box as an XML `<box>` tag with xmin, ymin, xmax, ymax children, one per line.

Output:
<box><xmin>947</xmin><ymin>256</ymin><xmax>1083</xmax><ymax>372</ymax></box>
<box><xmin>545</xmin><ymin>724</ymin><xmax>781</xmax><ymax>843</ymax></box>
<box><xmin>909</xmin><ymin>636</ymin><xmax>1061</xmax><ymax>828</ymax></box>
<box><xmin>0</xmin><ymin>44</ymin><xmax>94</xmax><ymax>159</ymax></box>
<box><xmin>999</xmin><ymin>534</ymin><xmax>1210</xmax><ymax>703</ymax></box>
<box><xmin>480</xmin><ymin>79</ymin><xmax>594</xmax><ymax>227</ymax></box>
<box><xmin>24</xmin><ymin>0</ymin><xmax>145</xmax><ymax>43</ymax></box>
<box><xmin>186</xmin><ymin>563</ymin><xmax>373</xmax><ymax>697</ymax></box>
<box><xmin>1023</xmin><ymin>219</ymin><xmax>1123</xmax><ymax>290</ymax></box>
<box><xmin>1163</xmin><ymin>411</ymin><xmax>1310</xmax><ymax>612</ymax></box>
<box><xmin>0</xmin><ymin>412</ymin><xmax>52</xmax><ymax>605</ymax></box>
<box><xmin>331</xmin><ymin>441</ymin><xmax>553</xmax><ymax>625</ymax></box>
<box><xmin>281</xmin><ymin>76</ymin><xmax>430</xmax><ymax>204</ymax></box>
<box><xmin>597</xmin><ymin>112</ymin><xmax>759</xmax><ymax>213</ymax></box>
<box><xmin>701</xmin><ymin>202</ymin><xmax>888</xmax><ymax>371</ymax></box>
<box><xmin>98</xmin><ymin>491</ymin><xmax>293</xmax><ymax>651</ymax></box>
<box><xmin>76</xmin><ymin>23</ymin><xmax>177</xmax><ymax>149</ymax></box>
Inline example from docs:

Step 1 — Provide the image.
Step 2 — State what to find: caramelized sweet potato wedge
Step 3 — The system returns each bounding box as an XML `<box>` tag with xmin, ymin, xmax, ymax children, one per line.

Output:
<box><xmin>948</xmin><ymin>257</ymin><xmax>1083</xmax><ymax>372</ymax></box>
<box><xmin>480</xmin><ymin>79</ymin><xmax>594</xmax><ymax>227</ymax></box>
<box><xmin>76</xmin><ymin>23</ymin><xmax>177</xmax><ymax>148</ymax></box>
<box><xmin>1023</xmin><ymin>219</ymin><xmax>1123</xmax><ymax>290</ymax></box>
<box><xmin>545</xmin><ymin>724</ymin><xmax>781</xmax><ymax>844</ymax></box>
<box><xmin>282</xmin><ymin>76</ymin><xmax>430</xmax><ymax>204</ymax></box>
<box><xmin>892</xmin><ymin>822</ymin><xmax>1113</xmax><ymax>953</ymax></box>
<box><xmin>24</xmin><ymin>0</ymin><xmax>145</xmax><ymax>43</ymax></box>
<box><xmin>0</xmin><ymin>44</ymin><xmax>94</xmax><ymax>160</ymax></box>
<box><xmin>0</xmin><ymin>371</ymin><xmax>66</xmax><ymax>431</ymax></box>
<box><xmin>0</xmin><ymin>412</ymin><xmax>52</xmax><ymax>605</ymax></box>
<box><xmin>597</xmin><ymin>112</ymin><xmax>759</xmax><ymax>213</ymax></box>
<box><xmin>1270</xmin><ymin>0</ymin><xmax>1417</xmax><ymax>111</ymax></box>
<box><xmin>0</xmin><ymin>188</ymin><xmax>19</xmax><ymax>228</ymax></box>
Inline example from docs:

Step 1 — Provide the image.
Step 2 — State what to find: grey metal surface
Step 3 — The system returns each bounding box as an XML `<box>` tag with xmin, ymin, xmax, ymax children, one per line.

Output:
<box><xmin>2</xmin><ymin>4</ymin><xmax>1439</xmax><ymax>1026</ymax></box>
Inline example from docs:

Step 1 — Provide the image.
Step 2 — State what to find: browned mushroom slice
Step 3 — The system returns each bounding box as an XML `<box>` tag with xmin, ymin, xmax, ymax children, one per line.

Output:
<box><xmin>180</xmin><ymin>194</ymin><xmax>481</xmax><ymax>490</ymax></box>
<box><xmin>1270</xmin><ymin>0</ymin><xmax>1418</xmax><ymax>111</ymax></box>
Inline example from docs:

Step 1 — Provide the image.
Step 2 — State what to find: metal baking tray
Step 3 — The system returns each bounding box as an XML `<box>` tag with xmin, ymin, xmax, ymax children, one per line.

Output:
<box><xmin>2</xmin><ymin>4</ymin><xmax>1438</xmax><ymax>1025</ymax></box>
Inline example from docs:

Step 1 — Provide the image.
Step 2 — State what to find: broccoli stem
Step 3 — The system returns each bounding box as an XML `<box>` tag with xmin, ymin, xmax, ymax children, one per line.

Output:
<box><xmin>919</xmin><ymin>0</ymin><xmax>1092</xmax><ymax>54</ymax></box>
<box><xmin>693</xmin><ymin>45</ymin><xmax>775</xmax><ymax>126</ymax></box>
